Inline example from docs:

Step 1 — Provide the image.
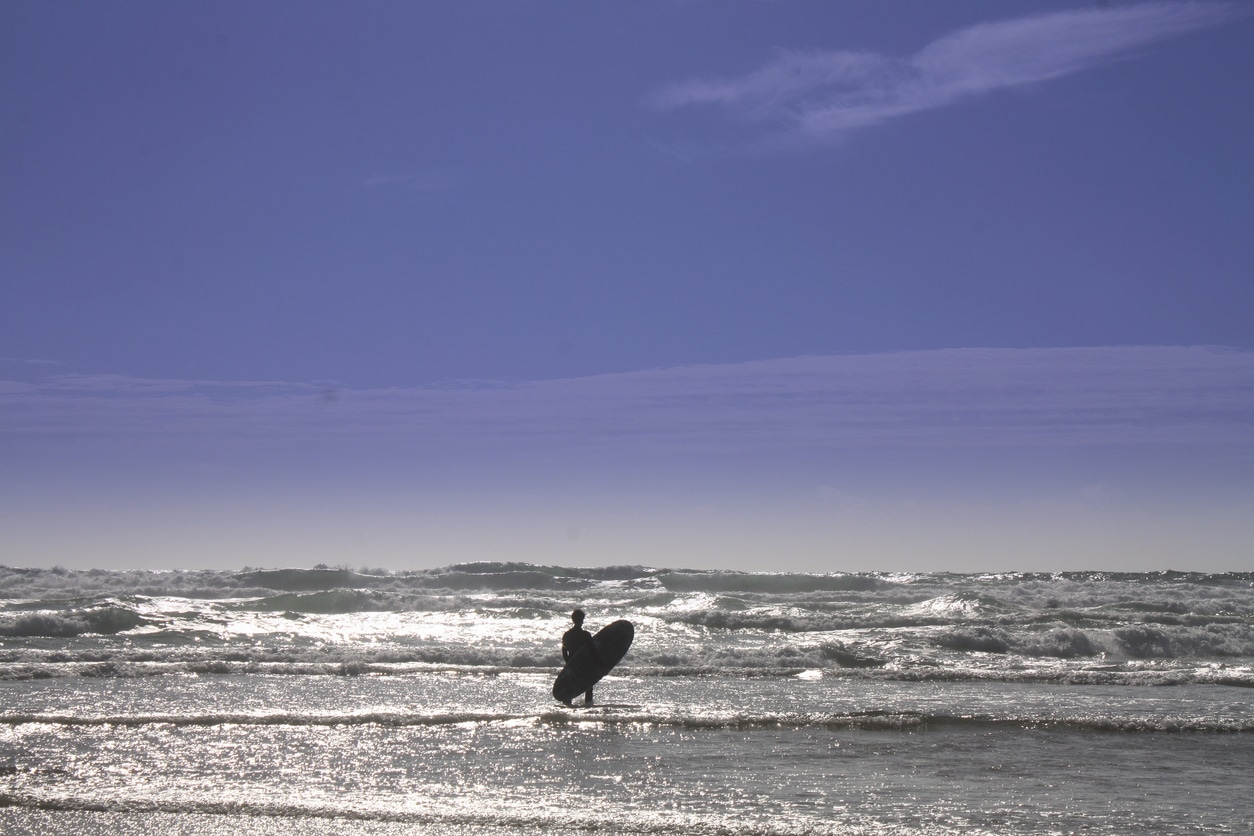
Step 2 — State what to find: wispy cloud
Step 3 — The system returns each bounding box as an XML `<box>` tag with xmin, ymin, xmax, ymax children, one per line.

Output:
<box><xmin>650</xmin><ymin>2</ymin><xmax>1237</xmax><ymax>145</ymax></box>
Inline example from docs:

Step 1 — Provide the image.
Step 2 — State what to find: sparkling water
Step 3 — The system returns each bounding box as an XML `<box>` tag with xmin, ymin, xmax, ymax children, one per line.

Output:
<box><xmin>2</xmin><ymin>564</ymin><xmax>1251</xmax><ymax>834</ymax></box>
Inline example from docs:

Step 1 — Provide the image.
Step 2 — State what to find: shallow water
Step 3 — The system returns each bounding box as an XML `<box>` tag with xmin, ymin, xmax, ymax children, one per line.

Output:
<box><xmin>2</xmin><ymin>673</ymin><xmax>1251</xmax><ymax>834</ymax></box>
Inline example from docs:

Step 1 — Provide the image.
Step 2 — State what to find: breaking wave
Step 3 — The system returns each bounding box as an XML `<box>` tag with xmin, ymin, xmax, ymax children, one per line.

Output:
<box><xmin>3</xmin><ymin>563</ymin><xmax>1252</xmax><ymax>687</ymax></box>
<box><xmin>0</xmin><ymin>603</ymin><xmax>149</xmax><ymax>638</ymax></box>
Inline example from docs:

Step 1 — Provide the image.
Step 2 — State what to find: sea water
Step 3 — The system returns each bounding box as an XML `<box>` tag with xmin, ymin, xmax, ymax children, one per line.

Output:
<box><xmin>1</xmin><ymin>564</ymin><xmax>1251</xmax><ymax>834</ymax></box>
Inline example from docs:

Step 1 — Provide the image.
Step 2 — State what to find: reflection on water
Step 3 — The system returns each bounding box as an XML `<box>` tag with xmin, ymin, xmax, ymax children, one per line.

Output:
<box><xmin>2</xmin><ymin>673</ymin><xmax>1252</xmax><ymax>834</ymax></box>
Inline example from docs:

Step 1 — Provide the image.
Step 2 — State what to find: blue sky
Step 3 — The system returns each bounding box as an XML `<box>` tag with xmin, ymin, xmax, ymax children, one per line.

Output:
<box><xmin>3</xmin><ymin>1</ymin><xmax>1252</xmax><ymax>572</ymax></box>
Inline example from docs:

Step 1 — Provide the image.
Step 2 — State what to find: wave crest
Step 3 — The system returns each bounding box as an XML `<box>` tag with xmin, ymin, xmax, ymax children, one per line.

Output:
<box><xmin>0</xmin><ymin>604</ymin><xmax>148</xmax><ymax>638</ymax></box>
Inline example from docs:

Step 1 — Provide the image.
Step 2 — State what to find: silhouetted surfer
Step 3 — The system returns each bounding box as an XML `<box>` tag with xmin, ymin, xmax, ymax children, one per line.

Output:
<box><xmin>561</xmin><ymin>609</ymin><xmax>596</xmax><ymax>705</ymax></box>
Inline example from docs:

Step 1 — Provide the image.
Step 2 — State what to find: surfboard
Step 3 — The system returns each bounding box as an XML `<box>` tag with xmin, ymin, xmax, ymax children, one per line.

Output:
<box><xmin>552</xmin><ymin>619</ymin><xmax>634</xmax><ymax>704</ymax></box>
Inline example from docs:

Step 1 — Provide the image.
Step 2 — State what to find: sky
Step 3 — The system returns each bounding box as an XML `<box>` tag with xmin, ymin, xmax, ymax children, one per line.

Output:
<box><xmin>3</xmin><ymin>1</ymin><xmax>1253</xmax><ymax>573</ymax></box>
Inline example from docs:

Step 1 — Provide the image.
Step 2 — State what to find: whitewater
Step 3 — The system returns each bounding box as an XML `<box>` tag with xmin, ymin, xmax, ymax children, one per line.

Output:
<box><xmin>2</xmin><ymin>564</ymin><xmax>1251</xmax><ymax>834</ymax></box>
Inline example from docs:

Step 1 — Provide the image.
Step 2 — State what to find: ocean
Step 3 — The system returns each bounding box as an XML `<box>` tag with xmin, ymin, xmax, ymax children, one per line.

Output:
<box><xmin>1</xmin><ymin>563</ymin><xmax>1251</xmax><ymax>835</ymax></box>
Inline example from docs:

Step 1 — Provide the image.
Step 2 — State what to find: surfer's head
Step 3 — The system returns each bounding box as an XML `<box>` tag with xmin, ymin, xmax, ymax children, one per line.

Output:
<box><xmin>571</xmin><ymin>609</ymin><xmax>585</xmax><ymax>625</ymax></box>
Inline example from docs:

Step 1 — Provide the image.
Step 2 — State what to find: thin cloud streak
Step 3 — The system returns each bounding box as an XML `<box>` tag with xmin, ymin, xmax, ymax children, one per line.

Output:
<box><xmin>651</xmin><ymin>2</ymin><xmax>1237</xmax><ymax>143</ymax></box>
<box><xmin>4</xmin><ymin>347</ymin><xmax>1252</xmax><ymax>455</ymax></box>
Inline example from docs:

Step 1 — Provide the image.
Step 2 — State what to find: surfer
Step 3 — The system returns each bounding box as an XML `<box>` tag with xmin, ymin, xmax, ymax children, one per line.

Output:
<box><xmin>561</xmin><ymin>609</ymin><xmax>596</xmax><ymax>705</ymax></box>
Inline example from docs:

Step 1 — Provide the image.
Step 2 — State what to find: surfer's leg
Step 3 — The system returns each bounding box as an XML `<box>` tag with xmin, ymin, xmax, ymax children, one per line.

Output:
<box><xmin>583</xmin><ymin>687</ymin><xmax>593</xmax><ymax>706</ymax></box>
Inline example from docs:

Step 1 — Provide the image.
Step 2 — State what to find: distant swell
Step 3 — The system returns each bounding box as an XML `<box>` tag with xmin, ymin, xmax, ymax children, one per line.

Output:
<box><xmin>3</xmin><ymin>564</ymin><xmax>1251</xmax><ymax>602</ymax></box>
